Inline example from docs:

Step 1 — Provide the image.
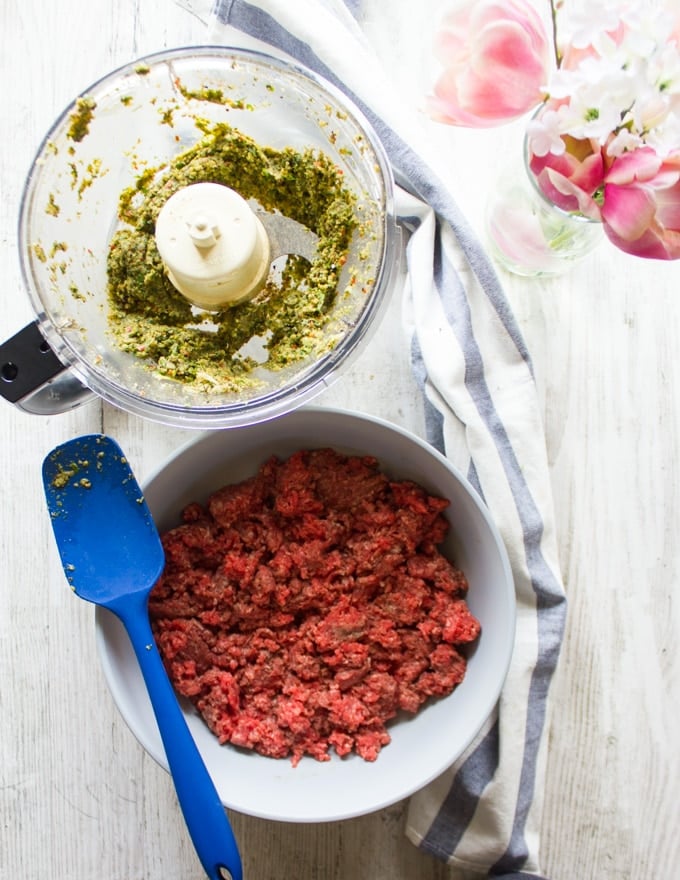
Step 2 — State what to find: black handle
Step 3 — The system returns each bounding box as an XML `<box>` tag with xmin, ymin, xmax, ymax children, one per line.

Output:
<box><xmin>0</xmin><ymin>321</ymin><xmax>94</xmax><ymax>414</ymax></box>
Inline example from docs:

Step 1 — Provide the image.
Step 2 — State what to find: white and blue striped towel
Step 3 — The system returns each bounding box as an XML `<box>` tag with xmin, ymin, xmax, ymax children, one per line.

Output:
<box><xmin>179</xmin><ymin>1</ymin><xmax>567</xmax><ymax>876</ymax></box>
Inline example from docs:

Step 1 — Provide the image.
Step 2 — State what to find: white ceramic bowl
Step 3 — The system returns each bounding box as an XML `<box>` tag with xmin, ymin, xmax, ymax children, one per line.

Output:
<box><xmin>95</xmin><ymin>407</ymin><xmax>515</xmax><ymax>822</ymax></box>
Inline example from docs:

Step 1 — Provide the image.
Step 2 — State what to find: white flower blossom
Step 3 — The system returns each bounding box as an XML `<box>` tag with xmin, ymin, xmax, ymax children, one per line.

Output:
<box><xmin>653</xmin><ymin>44</ymin><xmax>680</xmax><ymax>95</ymax></box>
<box><xmin>644</xmin><ymin>109</ymin><xmax>680</xmax><ymax>157</ymax></box>
<box><xmin>606</xmin><ymin>129</ymin><xmax>643</xmax><ymax>156</ymax></box>
<box><xmin>633</xmin><ymin>88</ymin><xmax>671</xmax><ymax>132</ymax></box>
<box><xmin>541</xmin><ymin>0</ymin><xmax>680</xmax><ymax>158</ymax></box>
<box><xmin>527</xmin><ymin>109</ymin><xmax>565</xmax><ymax>157</ymax></box>
<box><xmin>557</xmin><ymin>1</ymin><xmax>622</xmax><ymax>51</ymax></box>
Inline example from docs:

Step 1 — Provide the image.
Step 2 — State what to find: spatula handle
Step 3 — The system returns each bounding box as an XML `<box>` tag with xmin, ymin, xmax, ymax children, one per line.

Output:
<box><xmin>116</xmin><ymin>597</ymin><xmax>243</xmax><ymax>880</ymax></box>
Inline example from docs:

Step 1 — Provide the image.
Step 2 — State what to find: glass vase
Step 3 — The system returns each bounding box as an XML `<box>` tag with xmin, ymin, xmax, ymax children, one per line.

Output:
<box><xmin>484</xmin><ymin>154</ymin><xmax>603</xmax><ymax>277</ymax></box>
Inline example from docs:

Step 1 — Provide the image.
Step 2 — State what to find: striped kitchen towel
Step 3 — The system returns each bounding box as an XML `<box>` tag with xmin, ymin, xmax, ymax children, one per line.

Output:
<box><xmin>178</xmin><ymin>1</ymin><xmax>567</xmax><ymax>876</ymax></box>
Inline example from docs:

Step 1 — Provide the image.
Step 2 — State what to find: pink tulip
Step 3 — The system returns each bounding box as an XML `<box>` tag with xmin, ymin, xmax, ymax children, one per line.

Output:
<box><xmin>528</xmin><ymin>138</ymin><xmax>680</xmax><ymax>260</ymax></box>
<box><xmin>601</xmin><ymin>148</ymin><xmax>680</xmax><ymax>259</ymax></box>
<box><xmin>426</xmin><ymin>0</ymin><xmax>551</xmax><ymax>127</ymax></box>
<box><xmin>528</xmin><ymin>134</ymin><xmax>606</xmax><ymax>218</ymax></box>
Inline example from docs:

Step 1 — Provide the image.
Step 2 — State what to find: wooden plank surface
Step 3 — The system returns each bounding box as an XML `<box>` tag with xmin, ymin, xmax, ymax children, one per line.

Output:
<box><xmin>1</xmin><ymin>1</ymin><xmax>678</xmax><ymax>878</ymax></box>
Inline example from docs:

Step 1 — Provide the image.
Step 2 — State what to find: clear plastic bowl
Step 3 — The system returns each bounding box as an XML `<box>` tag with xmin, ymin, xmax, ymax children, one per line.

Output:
<box><xmin>19</xmin><ymin>47</ymin><xmax>397</xmax><ymax>427</ymax></box>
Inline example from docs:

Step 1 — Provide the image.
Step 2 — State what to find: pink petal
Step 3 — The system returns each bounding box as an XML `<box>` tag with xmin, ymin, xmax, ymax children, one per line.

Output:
<box><xmin>533</xmin><ymin>168</ymin><xmax>580</xmax><ymax>212</ymax></box>
<box><xmin>473</xmin><ymin>21</ymin><xmax>546</xmax><ymax>75</ymax></box>
<box><xmin>487</xmin><ymin>200</ymin><xmax>561</xmax><ymax>270</ymax></box>
<box><xmin>429</xmin><ymin>69</ymin><xmax>508</xmax><ymax>127</ymax></box>
<box><xmin>468</xmin><ymin>22</ymin><xmax>546</xmax><ymax>100</ymax></box>
<box><xmin>424</xmin><ymin>92</ymin><xmax>491</xmax><ymax>127</ymax></box>
<box><xmin>458</xmin><ymin>73</ymin><xmax>534</xmax><ymax>118</ymax></box>
<box><xmin>653</xmin><ymin>183</ymin><xmax>680</xmax><ymax>229</ymax></box>
<box><xmin>469</xmin><ymin>0</ymin><xmax>546</xmax><ymax>36</ymax></box>
<box><xmin>662</xmin><ymin>230</ymin><xmax>680</xmax><ymax>259</ymax></box>
<box><xmin>529</xmin><ymin>151</ymin><xmax>577</xmax><ymax>180</ymax></box>
<box><xmin>603</xmin><ymin>223</ymin><xmax>675</xmax><ymax>259</ymax></box>
<box><xmin>545</xmin><ymin>168</ymin><xmax>602</xmax><ymax>218</ymax></box>
<box><xmin>433</xmin><ymin>29</ymin><xmax>467</xmax><ymax>66</ymax></box>
<box><xmin>601</xmin><ymin>184</ymin><xmax>656</xmax><ymax>240</ymax></box>
<box><xmin>605</xmin><ymin>148</ymin><xmax>662</xmax><ymax>185</ymax></box>
<box><xmin>571</xmin><ymin>153</ymin><xmax>605</xmax><ymax>194</ymax></box>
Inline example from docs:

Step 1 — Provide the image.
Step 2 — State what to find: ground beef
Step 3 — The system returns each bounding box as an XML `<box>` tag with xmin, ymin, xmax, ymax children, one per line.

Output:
<box><xmin>149</xmin><ymin>448</ymin><xmax>481</xmax><ymax>765</ymax></box>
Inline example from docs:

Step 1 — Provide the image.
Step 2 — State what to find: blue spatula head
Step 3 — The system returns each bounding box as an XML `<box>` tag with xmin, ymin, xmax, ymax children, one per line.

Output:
<box><xmin>42</xmin><ymin>434</ymin><xmax>165</xmax><ymax>609</ymax></box>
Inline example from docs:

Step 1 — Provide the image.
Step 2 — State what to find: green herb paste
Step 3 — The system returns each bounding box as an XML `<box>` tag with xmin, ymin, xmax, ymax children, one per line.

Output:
<box><xmin>106</xmin><ymin>121</ymin><xmax>358</xmax><ymax>394</ymax></box>
<box><xmin>67</xmin><ymin>97</ymin><xmax>96</xmax><ymax>143</ymax></box>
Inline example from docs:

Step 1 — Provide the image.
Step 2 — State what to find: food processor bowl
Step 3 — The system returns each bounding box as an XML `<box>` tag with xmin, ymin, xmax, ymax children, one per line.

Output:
<box><xmin>1</xmin><ymin>46</ymin><xmax>398</xmax><ymax>427</ymax></box>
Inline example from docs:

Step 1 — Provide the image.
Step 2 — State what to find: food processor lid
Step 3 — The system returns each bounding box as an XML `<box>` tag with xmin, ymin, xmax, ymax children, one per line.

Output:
<box><xmin>17</xmin><ymin>46</ymin><xmax>398</xmax><ymax>428</ymax></box>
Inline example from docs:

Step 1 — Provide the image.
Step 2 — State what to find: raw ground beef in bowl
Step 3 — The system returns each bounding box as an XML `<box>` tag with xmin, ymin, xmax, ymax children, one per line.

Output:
<box><xmin>148</xmin><ymin>447</ymin><xmax>482</xmax><ymax>767</ymax></box>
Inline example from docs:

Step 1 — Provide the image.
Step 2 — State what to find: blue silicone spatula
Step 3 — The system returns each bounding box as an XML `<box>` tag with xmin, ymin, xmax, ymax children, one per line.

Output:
<box><xmin>42</xmin><ymin>433</ymin><xmax>242</xmax><ymax>880</ymax></box>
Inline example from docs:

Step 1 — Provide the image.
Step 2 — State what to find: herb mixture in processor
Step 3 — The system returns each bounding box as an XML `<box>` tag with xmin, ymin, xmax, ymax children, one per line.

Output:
<box><xmin>107</xmin><ymin>121</ymin><xmax>361</xmax><ymax>394</ymax></box>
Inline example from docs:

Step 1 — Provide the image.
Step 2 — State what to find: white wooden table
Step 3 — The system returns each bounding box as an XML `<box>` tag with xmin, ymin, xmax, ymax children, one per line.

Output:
<box><xmin>1</xmin><ymin>2</ymin><xmax>678</xmax><ymax>878</ymax></box>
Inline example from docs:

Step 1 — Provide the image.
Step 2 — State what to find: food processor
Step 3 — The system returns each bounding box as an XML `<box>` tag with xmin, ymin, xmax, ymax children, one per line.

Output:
<box><xmin>0</xmin><ymin>46</ymin><xmax>398</xmax><ymax>428</ymax></box>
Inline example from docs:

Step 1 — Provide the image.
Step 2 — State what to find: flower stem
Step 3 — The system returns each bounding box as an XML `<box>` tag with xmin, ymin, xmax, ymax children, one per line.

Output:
<box><xmin>549</xmin><ymin>0</ymin><xmax>562</xmax><ymax>67</ymax></box>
